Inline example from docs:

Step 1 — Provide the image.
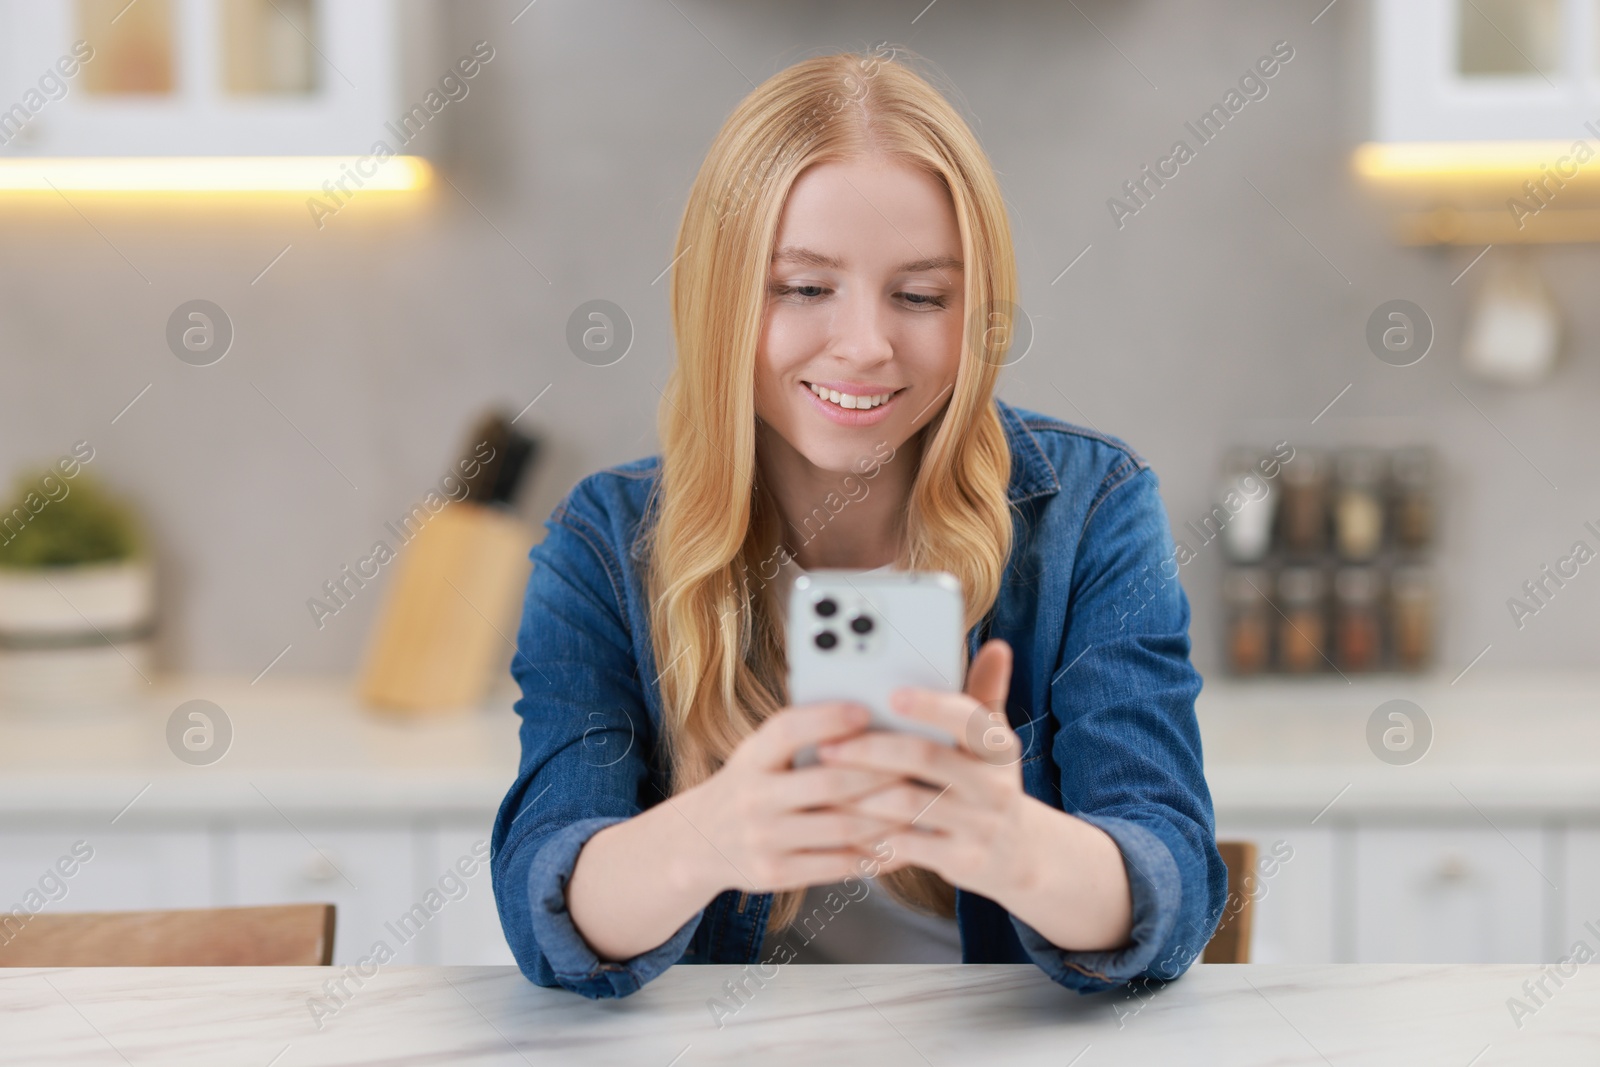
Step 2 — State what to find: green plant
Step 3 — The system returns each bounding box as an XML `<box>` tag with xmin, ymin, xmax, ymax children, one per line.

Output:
<box><xmin>0</xmin><ymin>470</ymin><xmax>142</xmax><ymax>569</ymax></box>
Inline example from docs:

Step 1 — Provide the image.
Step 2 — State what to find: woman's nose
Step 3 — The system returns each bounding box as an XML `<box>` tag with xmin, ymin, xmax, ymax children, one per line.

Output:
<box><xmin>830</xmin><ymin>291</ymin><xmax>894</xmax><ymax>365</ymax></box>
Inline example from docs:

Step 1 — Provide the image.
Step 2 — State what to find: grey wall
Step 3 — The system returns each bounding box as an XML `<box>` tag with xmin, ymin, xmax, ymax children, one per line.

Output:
<box><xmin>3</xmin><ymin>0</ymin><xmax>1596</xmax><ymax>682</ymax></box>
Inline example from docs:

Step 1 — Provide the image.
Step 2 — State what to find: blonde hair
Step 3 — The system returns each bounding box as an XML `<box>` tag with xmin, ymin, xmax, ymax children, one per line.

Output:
<box><xmin>646</xmin><ymin>45</ymin><xmax>1017</xmax><ymax>935</ymax></box>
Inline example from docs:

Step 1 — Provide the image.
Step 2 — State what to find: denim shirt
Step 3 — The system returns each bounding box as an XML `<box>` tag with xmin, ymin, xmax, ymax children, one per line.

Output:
<box><xmin>490</xmin><ymin>399</ymin><xmax>1227</xmax><ymax>999</ymax></box>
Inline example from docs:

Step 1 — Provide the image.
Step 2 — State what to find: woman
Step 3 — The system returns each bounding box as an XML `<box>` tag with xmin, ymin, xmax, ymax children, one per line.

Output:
<box><xmin>491</xmin><ymin>46</ymin><xmax>1225</xmax><ymax>1000</ymax></box>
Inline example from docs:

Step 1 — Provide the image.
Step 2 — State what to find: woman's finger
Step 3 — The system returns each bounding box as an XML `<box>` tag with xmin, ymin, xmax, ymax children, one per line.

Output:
<box><xmin>817</xmin><ymin>729</ymin><xmax>986</xmax><ymax>792</ymax></box>
<box><xmin>768</xmin><ymin>764</ymin><xmax>905</xmax><ymax>812</ymax></box>
<box><xmin>964</xmin><ymin>638</ymin><xmax>1013</xmax><ymax>706</ymax></box>
<box><xmin>767</xmin><ymin>809</ymin><xmax>906</xmax><ymax>852</ymax></box>
<box><xmin>760</xmin><ymin>849</ymin><xmax>881</xmax><ymax>894</ymax></box>
<box><xmin>868</xmin><ymin>828</ymin><xmax>954</xmax><ymax>881</ymax></box>
<box><xmin>743</xmin><ymin>701</ymin><xmax>872</xmax><ymax>771</ymax></box>
<box><xmin>892</xmin><ymin>686</ymin><xmax>1024</xmax><ymax>768</ymax></box>
<box><xmin>842</xmin><ymin>780</ymin><xmax>955</xmax><ymax>832</ymax></box>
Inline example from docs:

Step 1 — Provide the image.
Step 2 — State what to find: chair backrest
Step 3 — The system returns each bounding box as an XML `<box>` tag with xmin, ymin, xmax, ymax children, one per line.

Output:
<box><xmin>0</xmin><ymin>904</ymin><xmax>335</xmax><ymax>967</ymax></box>
<box><xmin>1202</xmin><ymin>840</ymin><xmax>1257</xmax><ymax>964</ymax></box>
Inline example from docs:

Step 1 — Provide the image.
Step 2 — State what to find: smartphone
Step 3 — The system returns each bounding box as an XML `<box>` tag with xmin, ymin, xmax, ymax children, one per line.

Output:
<box><xmin>787</xmin><ymin>569</ymin><xmax>965</xmax><ymax>768</ymax></box>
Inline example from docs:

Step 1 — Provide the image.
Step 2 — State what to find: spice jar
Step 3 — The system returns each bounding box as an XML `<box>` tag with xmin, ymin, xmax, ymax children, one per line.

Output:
<box><xmin>1390</xmin><ymin>448</ymin><xmax>1436</xmax><ymax>552</ymax></box>
<box><xmin>1276</xmin><ymin>566</ymin><xmax>1327</xmax><ymax>673</ymax></box>
<box><xmin>1220</xmin><ymin>449</ymin><xmax>1277</xmax><ymax>563</ymax></box>
<box><xmin>1277</xmin><ymin>450</ymin><xmax>1327</xmax><ymax>556</ymax></box>
<box><xmin>1391</xmin><ymin>566</ymin><xmax>1435</xmax><ymax>670</ymax></box>
<box><xmin>1334</xmin><ymin>449</ymin><xmax>1387</xmax><ymax>562</ymax></box>
<box><xmin>1334</xmin><ymin>567</ymin><xmax>1383</xmax><ymax>672</ymax></box>
<box><xmin>1224</xmin><ymin>567</ymin><xmax>1273</xmax><ymax>674</ymax></box>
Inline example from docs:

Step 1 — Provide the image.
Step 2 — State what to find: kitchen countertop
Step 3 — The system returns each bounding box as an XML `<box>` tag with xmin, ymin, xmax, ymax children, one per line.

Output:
<box><xmin>1195</xmin><ymin>670</ymin><xmax>1600</xmax><ymax>817</ymax></box>
<box><xmin>4</xmin><ymin>962</ymin><xmax>1591</xmax><ymax>1065</ymax></box>
<box><xmin>0</xmin><ymin>676</ymin><xmax>525</xmax><ymax>819</ymax></box>
<box><xmin>1</xmin><ymin>670</ymin><xmax>1597</xmax><ymax>819</ymax></box>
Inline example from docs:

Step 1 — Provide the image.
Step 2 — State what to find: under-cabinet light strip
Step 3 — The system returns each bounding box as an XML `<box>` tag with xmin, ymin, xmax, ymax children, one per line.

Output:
<box><xmin>1354</xmin><ymin>140</ymin><xmax>1600</xmax><ymax>181</ymax></box>
<box><xmin>0</xmin><ymin>156</ymin><xmax>433</xmax><ymax>193</ymax></box>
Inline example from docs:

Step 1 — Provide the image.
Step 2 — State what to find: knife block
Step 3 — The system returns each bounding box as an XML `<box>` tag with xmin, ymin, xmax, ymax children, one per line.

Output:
<box><xmin>357</xmin><ymin>501</ymin><xmax>534</xmax><ymax>715</ymax></box>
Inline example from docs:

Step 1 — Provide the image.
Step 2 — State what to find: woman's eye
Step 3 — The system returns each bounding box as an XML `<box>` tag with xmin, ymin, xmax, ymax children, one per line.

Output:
<box><xmin>767</xmin><ymin>283</ymin><xmax>947</xmax><ymax>309</ymax></box>
<box><xmin>770</xmin><ymin>283</ymin><xmax>828</xmax><ymax>300</ymax></box>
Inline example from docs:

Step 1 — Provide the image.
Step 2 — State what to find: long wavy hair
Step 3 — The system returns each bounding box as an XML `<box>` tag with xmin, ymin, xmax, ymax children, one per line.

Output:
<box><xmin>645</xmin><ymin>45</ymin><xmax>1017</xmax><ymax>935</ymax></box>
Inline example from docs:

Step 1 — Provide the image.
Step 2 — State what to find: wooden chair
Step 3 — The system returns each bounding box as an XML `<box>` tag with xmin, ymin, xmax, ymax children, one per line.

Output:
<box><xmin>1202</xmin><ymin>841</ymin><xmax>1257</xmax><ymax>964</ymax></box>
<box><xmin>0</xmin><ymin>904</ymin><xmax>335</xmax><ymax>967</ymax></box>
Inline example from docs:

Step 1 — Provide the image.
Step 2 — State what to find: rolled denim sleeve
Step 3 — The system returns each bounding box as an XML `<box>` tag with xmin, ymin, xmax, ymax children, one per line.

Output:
<box><xmin>490</xmin><ymin>491</ymin><xmax>703</xmax><ymax>999</ymax></box>
<box><xmin>523</xmin><ymin>816</ymin><xmax>703</xmax><ymax>997</ymax></box>
<box><xmin>1018</xmin><ymin>463</ymin><xmax>1227</xmax><ymax>993</ymax></box>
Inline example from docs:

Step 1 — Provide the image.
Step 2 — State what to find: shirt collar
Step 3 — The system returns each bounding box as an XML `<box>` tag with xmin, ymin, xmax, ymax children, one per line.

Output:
<box><xmin>996</xmin><ymin>399</ymin><xmax>1062</xmax><ymax>505</ymax></box>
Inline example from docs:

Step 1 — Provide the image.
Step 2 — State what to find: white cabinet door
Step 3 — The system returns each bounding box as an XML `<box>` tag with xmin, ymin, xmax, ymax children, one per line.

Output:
<box><xmin>1557</xmin><ymin>826</ymin><xmax>1600</xmax><ymax>958</ymax></box>
<box><xmin>420</xmin><ymin>824</ymin><xmax>513</xmax><ymax>966</ymax></box>
<box><xmin>1354</xmin><ymin>825</ymin><xmax>1547</xmax><ymax>963</ymax></box>
<box><xmin>228</xmin><ymin>826</ymin><xmax>418</xmax><ymax>967</ymax></box>
<box><xmin>0</xmin><ymin>0</ymin><xmax>408</xmax><ymax>156</ymax></box>
<box><xmin>0</xmin><ymin>828</ymin><xmax>211</xmax><ymax>915</ymax></box>
<box><xmin>1212</xmin><ymin>821</ymin><xmax>1336</xmax><ymax>963</ymax></box>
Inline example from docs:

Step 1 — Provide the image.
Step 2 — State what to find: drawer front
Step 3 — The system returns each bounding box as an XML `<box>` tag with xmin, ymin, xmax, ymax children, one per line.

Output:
<box><xmin>0</xmin><ymin>828</ymin><xmax>211</xmax><ymax>917</ymax></box>
<box><xmin>1557</xmin><ymin>826</ymin><xmax>1600</xmax><ymax>959</ymax></box>
<box><xmin>1354</xmin><ymin>825</ymin><xmax>1546</xmax><ymax>963</ymax></box>
<box><xmin>421</xmin><ymin>824</ymin><xmax>513</xmax><ymax>965</ymax></box>
<box><xmin>228</xmin><ymin>826</ymin><xmax>418</xmax><ymax>967</ymax></box>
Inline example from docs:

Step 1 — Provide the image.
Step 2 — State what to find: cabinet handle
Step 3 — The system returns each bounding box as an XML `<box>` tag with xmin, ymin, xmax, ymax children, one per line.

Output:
<box><xmin>1434</xmin><ymin>853</ymin><xmax>1471</xmax><ymax>884</ymax></box>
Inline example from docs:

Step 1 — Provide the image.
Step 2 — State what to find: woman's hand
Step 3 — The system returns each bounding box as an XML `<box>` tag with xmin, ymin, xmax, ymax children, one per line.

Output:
<box><xmin>817</xmin><ymin>639</ymin><xmax>1037</xmax><ymax>903</ymax></box>
<box><xmin>673</xmin><ymin>701</ymin><xmax>913</xmax><ymax>897</ymax></box>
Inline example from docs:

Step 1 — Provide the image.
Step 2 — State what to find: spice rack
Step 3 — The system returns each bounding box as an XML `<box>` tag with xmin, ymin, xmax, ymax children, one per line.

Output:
<box><xmin>1220</xmin><ymin>446</ymin><xmax>1438</xmax><ymax>676</ymax></box>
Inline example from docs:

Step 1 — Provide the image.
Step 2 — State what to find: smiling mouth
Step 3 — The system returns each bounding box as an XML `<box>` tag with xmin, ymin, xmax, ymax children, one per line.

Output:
<box><xmin>802</xmin><ymin>382</ymin><xmax>904</xmax><ymax>411</ymax></box>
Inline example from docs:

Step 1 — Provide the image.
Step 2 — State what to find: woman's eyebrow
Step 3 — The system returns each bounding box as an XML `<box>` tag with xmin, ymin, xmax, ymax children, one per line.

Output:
<box><xmin>771</xmin><ymin>245</ymin><xmax>963</xmax><ymax>274</ymax></box>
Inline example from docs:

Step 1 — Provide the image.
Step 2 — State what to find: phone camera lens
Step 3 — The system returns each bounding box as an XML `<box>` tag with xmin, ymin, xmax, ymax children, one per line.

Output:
<box><xmin>849</xmin><ymin>615</ymin><xmax>873</xmax><ymax>635</ymax></box>
<box><xmin>814</xmin><ymin>597</ymin><xmax>838</xmax><ymax>618</ymax></box>
<box><xmin>814</xmin><ymin>630</ymin><xmax>838</xmax><ymax>650</ymax></box>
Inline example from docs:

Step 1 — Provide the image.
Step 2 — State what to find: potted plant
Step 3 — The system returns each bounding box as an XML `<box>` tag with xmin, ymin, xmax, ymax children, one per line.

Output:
<box><xmin>0</xmin><ymin>470</ymin><xmax>154</xmax><ymax>713</ymax></box>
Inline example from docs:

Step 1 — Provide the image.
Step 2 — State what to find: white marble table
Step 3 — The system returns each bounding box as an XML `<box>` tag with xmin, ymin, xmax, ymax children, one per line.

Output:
<box><xmin>4</xmin><ymin>963</ymin><xmax>1595</xmax><ymax>1065</ymax></box>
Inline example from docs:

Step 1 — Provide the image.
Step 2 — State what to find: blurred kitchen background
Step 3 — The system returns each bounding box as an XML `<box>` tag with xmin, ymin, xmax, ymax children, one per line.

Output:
<box><xmin>2</xmin><ymin>0</ymin><xmax>1598</xmax><ymax>972</ymax></box>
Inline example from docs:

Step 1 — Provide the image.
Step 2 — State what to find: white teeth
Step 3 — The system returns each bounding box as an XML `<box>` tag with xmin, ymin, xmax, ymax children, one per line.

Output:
<box><xmin>808</xmin><ymin>383</ymin><xmax>894</xmax><ymax>410</ymax></box>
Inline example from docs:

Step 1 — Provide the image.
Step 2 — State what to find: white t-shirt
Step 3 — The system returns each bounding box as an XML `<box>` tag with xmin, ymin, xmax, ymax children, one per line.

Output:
<box><xmin>759</xmin><ymin>875</ymin><xmax>963</xmax><ymax>964</ymax></box>
<box><xmin>762</xmin><ymin>557</ymin><xmax>963</xmax><ymax>964</ymax></box>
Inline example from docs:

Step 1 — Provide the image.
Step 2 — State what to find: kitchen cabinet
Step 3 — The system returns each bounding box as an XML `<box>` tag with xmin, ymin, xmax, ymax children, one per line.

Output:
<box><xmin>1202</xmin><ymin>673</ymin><xmax>1600</xmax><ymax>964</ymax></box>
<box><xmin>228</xmin><ymin>824</ymin><xmax>422</xmax><ymax>966</ymax></box>
<box><xmin>1352</xmin><ymin>824</ymin><xmax>1548</xmax><ymax>963</ymax></box>
<box><xmin>9</xmin><ymin>816</ymin><xmax>1575</xmax><ymax>968</ymax></box>
<box><xmin>1364</xmin><ymin>0</ymin><xmax>1600</xmax><ymax>243</ymax></box>
<box><xmin>1373</xmin><ymin>0</ymin><xmax>1600</xmax><ymax>142</ymax></box>
<box><xmin>1558</xmin><ymin>826</ymin><xmax>1600</xmax><ymax>955</ymax></box>
<box><xmin>0</xmin><ymin>677</ymin><xmax>522</xmax><ymax>966</ymax></box>
<box><xmin>3</xmin><ymin>673</ymin><xmax>1600</xmax><ymax>968</ymax></box>
<box><xmin>420</xmin><ymin>823</ymin><xmax>517</xmax><ymax>966</ymax></box>
<box><xmin>0</xmin><ymin>827</ymin><xmax>212</xmax><ymax>914</ymax></box>
<box><xmin>0</xmin><ymin>0</ymin><xmax>410</xmax><ymax>157</ymax></box>
<box><xmin>0</xmin><ymin>820</ymin><xmax>497</xmax><ymax>966</ymax></box>
<box><xmin>1216</xmin><ymin>821</ymin><xmax>1557</xmax><ymax>964</ymax></box>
